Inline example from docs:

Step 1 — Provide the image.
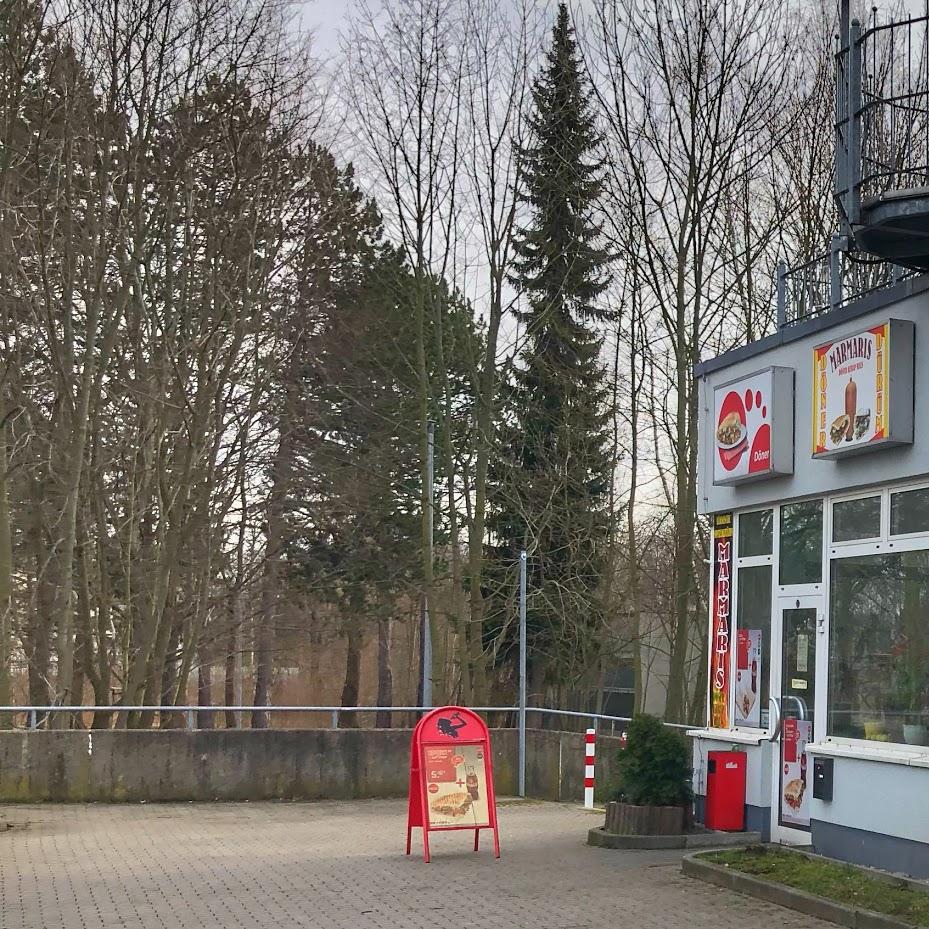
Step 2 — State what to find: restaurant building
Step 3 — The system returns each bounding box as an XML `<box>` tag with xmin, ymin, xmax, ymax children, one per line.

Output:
<box><xmin>689</xmin><ymin>2</ymin><xmax>929</xmax><ymax>877</ymax></box>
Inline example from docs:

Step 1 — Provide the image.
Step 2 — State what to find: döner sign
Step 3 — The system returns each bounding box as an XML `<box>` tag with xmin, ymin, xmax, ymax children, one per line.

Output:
<box><xmin>711</xmin><ymin>367</ymin><xmax>794</xmax><ymax>485</ymax></box>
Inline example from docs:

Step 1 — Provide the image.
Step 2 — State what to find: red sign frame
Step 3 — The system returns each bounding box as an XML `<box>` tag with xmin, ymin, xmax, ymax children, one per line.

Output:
<box><xmin>405</xmin><ymin>706</ymin><xmax>501</xmax><ymax>863</ymax></box>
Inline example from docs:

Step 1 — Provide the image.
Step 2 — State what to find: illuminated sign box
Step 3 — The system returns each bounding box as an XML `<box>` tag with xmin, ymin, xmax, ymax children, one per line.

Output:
<box><xmin>812</xmin><ymin>319</ymin><xmax>914</xmax><ymax>459</ymax></box>
<box><xmin>712</xmin><ymin>366</ymin><xmax>794</xmax><ymax>486</ymax></box>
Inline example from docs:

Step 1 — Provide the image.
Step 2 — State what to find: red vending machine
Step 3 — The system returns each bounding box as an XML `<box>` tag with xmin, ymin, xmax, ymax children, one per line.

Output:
<box><xmin>704</xmin><ymin>751</ymin><xmax>746</xmax><ymax>831</ymax></box>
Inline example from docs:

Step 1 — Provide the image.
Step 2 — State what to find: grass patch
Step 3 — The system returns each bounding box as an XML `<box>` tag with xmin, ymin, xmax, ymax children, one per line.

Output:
<box><xmin>702</xmin><ymin>846</ymin><xmax>929</xmax><ymax>927</ymax></box>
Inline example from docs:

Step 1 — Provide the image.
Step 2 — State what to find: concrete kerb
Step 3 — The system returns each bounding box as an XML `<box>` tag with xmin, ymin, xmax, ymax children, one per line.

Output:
<box><xmin>588</xmin><ymin>827</ymin><xmax>761</xmax><ymax>850</ymax></box>
<box><xmin>682</xmin><ymin>849</ymin><xmax>923</xmax><ymax>929</ymax></box>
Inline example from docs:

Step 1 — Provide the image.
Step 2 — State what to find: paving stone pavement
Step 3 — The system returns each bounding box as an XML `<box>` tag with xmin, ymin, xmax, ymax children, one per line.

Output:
<box><xmin>0</xmin><ymin>799</ymin><xmax>833</xmax><ymax>929</ymax></box>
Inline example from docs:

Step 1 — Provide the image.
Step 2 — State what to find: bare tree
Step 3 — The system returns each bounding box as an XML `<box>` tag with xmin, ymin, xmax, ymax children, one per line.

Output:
<box><xmin>589</xmin><ymin>0</ymin><xmax>792</xmax><ymax>721</ymax></box>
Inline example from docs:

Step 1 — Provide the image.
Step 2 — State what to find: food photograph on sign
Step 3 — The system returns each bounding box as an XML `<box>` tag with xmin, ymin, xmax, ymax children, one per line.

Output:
<box><xmin>712</xmin><ymin>368</ymin><xmax>793</xmax><ymax>485</ymax></box>
<box><xmin>812</xmin><ymin>320</ymin><xmax>914</xmax><ymax>458</ymax></box>
<box><xmin>813</xmin><ymin>324</ymin><xmax>887</xmax><ymax>455</ymax></box>
<box><xmin>734</xmin><ymin>629</ymin><xmax>762</xmax><ymax>727</ymax></box>
<box><xmin>423</xmin><ymin>743</ymin><xmax>490</xmax><ymax>828</ymax></box>
<box><xmin>780</xmin><ymin>718</ymin><xmax>812</xmax><ymax>828</ymax></box>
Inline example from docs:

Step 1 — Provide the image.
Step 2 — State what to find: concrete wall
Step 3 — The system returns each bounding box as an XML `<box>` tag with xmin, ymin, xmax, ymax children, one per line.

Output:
<box><xmin>810</xmin><ymin>754</ymin><xmax>929</xmax><ymax>878</ymax></box>
<box><xmin>0</xmin><ymin>728</ymin><xmax>624</xmax><ymax>804</ymax></box>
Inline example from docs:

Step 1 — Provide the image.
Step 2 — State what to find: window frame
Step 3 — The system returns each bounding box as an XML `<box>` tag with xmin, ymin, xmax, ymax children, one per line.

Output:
<box><xmin>829</xmin><ymin>491</ymin><xmax>884</xmax><ymax>548</ymax></box>
<box><xmin>730</xmin><ymin>509</ymin><xmax>776</xmax><ymax>734</ymax></box>
<box><xmin>717</xmin><ymin>484</ymin><xmax>929</xmax><ymax>750</ymax></box>
<box><xmin>889</xmin><ymin>481</ymin><xmax>929</xmax><ymax>541</ymax></box>
<box><xmin>823</xmin><ymin>481</ymin><xmax>929</xmax><ymax>756</ymax></box>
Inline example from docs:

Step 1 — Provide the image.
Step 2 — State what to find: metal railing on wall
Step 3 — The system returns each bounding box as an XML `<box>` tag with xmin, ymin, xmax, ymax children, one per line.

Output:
<box><xmin>0</xmin><ymin>704</ymin><xmax>696</xmax><ymax>801</ymax></box>
<box><xmin>775</xmin><ymin>238</ymin><xmax>918</xmax><ymax>328</ymax></box>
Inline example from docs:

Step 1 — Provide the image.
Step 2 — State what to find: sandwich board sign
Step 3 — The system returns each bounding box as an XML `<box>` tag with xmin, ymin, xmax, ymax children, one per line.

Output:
<box><xmin>405</xmin><ymin>706</ymin><xmax>500</xmax><ymax>863</ymax></box>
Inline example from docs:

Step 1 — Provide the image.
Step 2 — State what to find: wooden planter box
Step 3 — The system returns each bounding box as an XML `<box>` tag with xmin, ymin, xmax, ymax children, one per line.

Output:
<box><xmin>604</xmin><ymin>800</ymin><xmax>688</xmax><ymax>836</ymax></box>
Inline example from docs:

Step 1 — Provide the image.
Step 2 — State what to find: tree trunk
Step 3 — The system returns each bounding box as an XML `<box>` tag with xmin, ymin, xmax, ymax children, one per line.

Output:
<box><xmin>252</xmin><ymin>585</ymin><xmax>275</xmax><ymax>729</ymax></box>
<box><xmin>0</xmin><ymin>416</ymin><xmax>11</xmax><ymax>726</ymax></box>
<box><xmin>25</xmin><ymin>480</ymin><xmax>52</xmax><ymax>716</ymax></box>
<box><xmin>375</xmin><ymin>617</ymin><xmax>393</xmax><ymax>728</ymax></box>
<box><xmin>197</xmin><ymin>651</ymin><xmax>214</xmax><ymax>730</ymax></box>
<box><xmin>224</xmin><ymin>599</ymin><xmax>240</xmax><ymax>729</ymax></box>
<box><xmin>339</xmin><ymin>625</ymin><xmax>362</xmax><ymax>729</ymax></box>
<box><xmin>664</xmin><ymin>264</ymin><xmax>697</xmax><ymax>723</ymax></box>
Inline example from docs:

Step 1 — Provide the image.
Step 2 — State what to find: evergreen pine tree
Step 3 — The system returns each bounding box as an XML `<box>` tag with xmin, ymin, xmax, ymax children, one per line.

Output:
<box><xmin>488</xmin><ymin>2</ymin><xmax>612</xmax><ymax>693</ymax></box>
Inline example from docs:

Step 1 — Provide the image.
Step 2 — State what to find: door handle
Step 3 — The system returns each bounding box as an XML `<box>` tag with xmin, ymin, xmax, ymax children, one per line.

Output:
<box><xmin>785</xmin><ymin>695</ymin><xmax>808</xmax><ymax>721</ymax></box>
<box><xmin>767</xmin><ymin>697</ymin><xmax>781</xmax><ymax>742</ymax></box>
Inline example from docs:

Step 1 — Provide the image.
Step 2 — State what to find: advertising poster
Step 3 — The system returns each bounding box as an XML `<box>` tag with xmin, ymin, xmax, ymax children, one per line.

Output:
<box><xmin>780</xmin><ymin>718</ymin><xmax>812</xmax><ymax>828</ymax></box>
<box><xmin>710</xmin><ymin>514</ymin><xmax>733</xmax><ymax>729</ymax></box>
<box><xmin>423</xmin><ymin>743</ymin><xmax>490</xmax><ymax>828</ymax></box>
<box><xmin>813</xmin><ymin>323</ymin><xmax>888</xmax><ymax>456</ymax></box>
<box><xmin>734</xmin><ymin>629</ymin><xmax>762</xmax><ymax>727</ymax></box>
<box><xmin>712</xmin><ymin>368</ymin><xmax>793</xmax><ymax>485</ymax></box>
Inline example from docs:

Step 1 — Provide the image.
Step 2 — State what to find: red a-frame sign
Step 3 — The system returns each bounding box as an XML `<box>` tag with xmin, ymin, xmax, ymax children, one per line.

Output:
<box><xmin>405</xmin><ymin>706</ymin><xmax>501</xmax><ymax>863</ymax></box>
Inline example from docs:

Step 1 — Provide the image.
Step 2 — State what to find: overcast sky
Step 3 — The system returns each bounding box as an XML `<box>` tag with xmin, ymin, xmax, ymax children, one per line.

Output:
<box><xmin>300</xmin><ymin>1</ymin><xmax>350</xmax><ymax>54</ymax></box>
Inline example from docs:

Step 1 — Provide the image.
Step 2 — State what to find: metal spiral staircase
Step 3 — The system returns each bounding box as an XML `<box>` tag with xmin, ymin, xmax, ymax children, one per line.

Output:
<box><xmin>836</xmin><ymin>1</ymin><xmax>929</xmax><ymax>269</ymax></box>
<box><xmin>777</xmin><ymin>1</ymin><xmax>929</xmax><ymax>327</ymax></box>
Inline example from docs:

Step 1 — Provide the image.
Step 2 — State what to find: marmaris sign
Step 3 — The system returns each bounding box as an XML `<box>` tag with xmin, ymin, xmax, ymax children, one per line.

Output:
<box><xmin>812</xmin><ymin>319</ymin><xmax>914</xmax><ymax>459</ymax></box>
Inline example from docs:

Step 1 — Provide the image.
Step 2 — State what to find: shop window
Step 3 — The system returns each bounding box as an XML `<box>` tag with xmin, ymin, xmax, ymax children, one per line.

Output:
<box><xmin>832</xmin><ymin>496</ymin><xmax>881</xmax><ymax>543</ymax></box>
<box><xmin>891</xmin><ymin>487</ymin><xmax>929</xmax><ymax>537</ymax></box>
<box><xmin>779</xmin><ymin>501</ymin><xmax>823</xmax><ymax>585</ymax></box>
<box><xmin>734</xmin><ymin>565</ymin><xmax>771</xmax><ymax>728</ymax></box>
<box><xmin>828</xmin><ymin>550</ymin><xmax>929</xmax><ymax>746</ymax></box>
<box><xmin>738</xmin><ymin>510</ymin><xmax>773</xmax><ymax>557</ymax></box>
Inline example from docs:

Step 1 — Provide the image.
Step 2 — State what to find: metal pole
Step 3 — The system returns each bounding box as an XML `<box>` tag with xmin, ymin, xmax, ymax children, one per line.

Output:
<box><xmin>848</xmin><ymin>18</ymin><xmax>863</xmax><ymax>227</ymax></box>
<box><xmin>421</xmin><ymin>420</ymin><xmax>435</xmax><ymax>709</ymax></box>
<box><xmin>776</xmin><ymin>259</ymin><xmax>787</xmax><ymax>329</ymax></box>
<box><xmin>830</xmin><ymin>234</ymin><xmax>843</xmax><ymax>310</ymax></box>
<box><xmin>584</xmin><ymin>728</ymin><xmax>596</xmax><ymax>809</ymax></box>
<box><xmin>518</xmin><ymin>550</ymin><xmax>527</xmax><ymax>798</ymax></box>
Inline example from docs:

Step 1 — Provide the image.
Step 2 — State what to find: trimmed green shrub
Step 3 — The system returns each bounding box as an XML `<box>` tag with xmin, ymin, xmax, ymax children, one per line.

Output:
<box><xmin>612</xmin><ymin>714</ymin><xmax>692</xmax><ymax>807</ymax></box>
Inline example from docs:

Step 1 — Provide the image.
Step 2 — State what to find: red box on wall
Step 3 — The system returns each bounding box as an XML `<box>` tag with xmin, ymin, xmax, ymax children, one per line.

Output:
<box><xmin>704</xmin><ymin>751</ymin><xmax>746</xmax><ymax>831</ymax></box>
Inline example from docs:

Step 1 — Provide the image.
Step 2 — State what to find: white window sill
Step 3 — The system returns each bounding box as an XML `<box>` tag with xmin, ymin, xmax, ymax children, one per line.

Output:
<box><xmin>809</xmin><ymin>741</ymin><xmax>929</xmax><ymax>767</ymax></box>
<box><xmin>686</xmin><ymin>727</ymin><xmax>767</xmax><ymax>745</ymax></box>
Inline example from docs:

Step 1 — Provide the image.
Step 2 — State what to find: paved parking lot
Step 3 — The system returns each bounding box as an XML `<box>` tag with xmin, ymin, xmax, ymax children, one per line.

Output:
<box><xmin>0</xmin><ymin>800</ymin><xmax>831</xmax><ymax>929</ymax></box>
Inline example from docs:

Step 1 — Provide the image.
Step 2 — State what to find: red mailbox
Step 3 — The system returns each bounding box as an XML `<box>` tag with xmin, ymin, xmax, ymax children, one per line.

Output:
<box><xmin>704</xmin><ymin>750</ymin><xmax>746</xmax><ymax>832</ymax></box>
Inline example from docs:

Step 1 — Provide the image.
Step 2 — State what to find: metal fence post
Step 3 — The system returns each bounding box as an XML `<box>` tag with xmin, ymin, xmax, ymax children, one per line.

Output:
<box><xmin>776</xmin><ymin>260</ymin><xmax>787</xmax><ymax>329</ymax></box>
<box><xmin>847</xmin><ymin>18</ymin><xmax>862</xmax><ymax>225</ymax></box>
<box><xmin>331</xmin><ymin>710</ymin><xmax>339</xmax><ymax>729</ymax></box>
<box><xmin>518</xmin><ymin>550</ymin><xmax>527</xmax><ymax>798</ymax></box>
<box><xmin>830</xmin><ymin>234</ymin><xmax>844</xmax><ymax>310</ymax></box>
<box><xmin>186</xmin><ymin>709</ymin><xmax>195</xmax><ymax>731</ymax></box>
<box><xmin>28</xmin><ymin>709</ymin><xmax>36</xmax><ymax>730</ymax></box>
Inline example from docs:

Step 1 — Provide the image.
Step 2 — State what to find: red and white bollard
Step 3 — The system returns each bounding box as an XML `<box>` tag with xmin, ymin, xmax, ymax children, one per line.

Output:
<box><xmin>584</xmin><ymin>728</ymin><xmax>596</xmax><ymax>809</ymax></box>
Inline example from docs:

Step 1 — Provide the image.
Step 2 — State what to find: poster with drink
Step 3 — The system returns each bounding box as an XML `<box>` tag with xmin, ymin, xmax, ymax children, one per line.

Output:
<box><xmin>423</xmin><ymin>743</ymin><xmax>490</xmax><ymax>828</ymax></box>
<box><xmin>734</xmin><ymin>629</ymin><xmax>761</xmax><ymax>727</ymax></box>
<box><xmin>780</xmin><ymin>718</ymin><xmax>812</xmax><ymax>828</ymax></box>
<box><xmin>710</xmin><ymin>514</ymin><xmax>733</xmax><ymax>729</ymax></box>
<box><xmin>812</xmin><ymin>320</ymin><xmax>914</xmax><ymax>458</ymax></box>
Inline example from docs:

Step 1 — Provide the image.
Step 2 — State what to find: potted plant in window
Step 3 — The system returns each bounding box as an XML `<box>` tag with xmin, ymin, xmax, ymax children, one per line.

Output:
<box><xmin>895</xmin><ymin>661</ymin><xmax>929</xmax><ymax>746</ymax></box>
<box><xmin>603</xmin><ymin>714</ymin><xmax>693</xmax><ymax>835</ymax></box>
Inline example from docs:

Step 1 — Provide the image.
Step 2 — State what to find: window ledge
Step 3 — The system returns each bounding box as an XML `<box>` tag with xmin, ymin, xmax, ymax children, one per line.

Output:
<box><xmin>809</xmin><ymin>741</ymin><xmax>929</xmax><ymax>767</ymax></box>
<box><xmin>686</xmin><ymin>727</ymin><xmax>767</xmax><ymax>745</ymax></box>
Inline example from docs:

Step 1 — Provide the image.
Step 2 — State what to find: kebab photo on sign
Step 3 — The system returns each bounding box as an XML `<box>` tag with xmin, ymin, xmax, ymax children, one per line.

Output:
<box><xmin>829</xmin><ymin>375</ymin><xmax>871</xmax><ymax>447</ymax></box>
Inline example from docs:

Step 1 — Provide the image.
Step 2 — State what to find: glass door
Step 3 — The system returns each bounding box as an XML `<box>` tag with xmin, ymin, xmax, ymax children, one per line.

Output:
<box><xmin>770</xmin><ymin>596</ymin><xmax>821</xmax><ymax>844</ymax></box>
